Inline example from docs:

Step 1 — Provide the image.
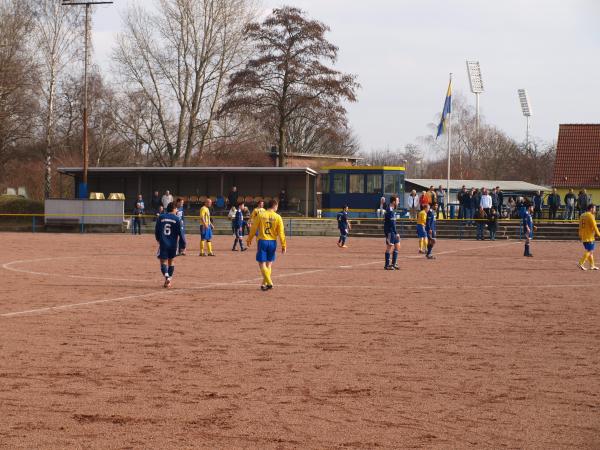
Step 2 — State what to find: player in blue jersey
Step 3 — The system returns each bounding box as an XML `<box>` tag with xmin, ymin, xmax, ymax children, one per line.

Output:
<box><xmin>232</xmin><ymin>202</ymin><xmax>247</xmax><ymax>251</ymax></box>
<box><xmin>384</xmin><ymin>196</ymin><xmax>401</xmax><ymax>270</ymax></box>
<box><xmin>522</xmin><ymin>204</ymin><xmax>535</xmax><ymax>257</ymax></box>
<box><xmin>425</xmin><ymin>203</ymin><xmax>437</xmax><ymax>259</ymax></box>
<box><xmin>336</xmin><ymin>205</ymin><xmax>351</xmax><ymax>248</ymax></box>
<box><xmin>155</xmin><ymin>202</ymin><xmax>187</xmax><ymax>288</ymax></box>
<box><xmin>175</xmin><ymin>198</ymin><xmax>186</xmax><ymax>256</ymax></box>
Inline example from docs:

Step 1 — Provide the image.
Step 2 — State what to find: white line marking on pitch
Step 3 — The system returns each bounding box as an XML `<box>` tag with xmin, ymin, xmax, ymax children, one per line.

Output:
<box><xmin>0</xmin><ymin>240</ymin><xmax>525</xmax><ymax>318</ymax></box>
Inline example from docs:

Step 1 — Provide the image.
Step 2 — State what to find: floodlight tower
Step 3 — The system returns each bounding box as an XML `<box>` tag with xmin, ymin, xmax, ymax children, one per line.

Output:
<box><xmin>62</xmin><ymin>1</ymin><xmax>113</xmax><ymax>197</ymax></box>
<box><xmin>466</xmin><ymin>61</ymin><xmax>484</xmax><ymax>136</ymax></box>
<box><xmin>518</xmin><ymin>89</ymin><xmax>532</xmax><ymax>149</ymax></box>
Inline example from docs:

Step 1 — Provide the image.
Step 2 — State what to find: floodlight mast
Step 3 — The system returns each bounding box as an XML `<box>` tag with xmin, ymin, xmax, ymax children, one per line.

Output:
<box><xmin>518</xmin><ymin>89</ymin><xmax>532</xmax><ymax>149</ymax></box>
<box><xmin>61</xmin><ymin>1</ymin><xmax>113</xmax><ymax>195</ymax></box>
<box><xmin>466</xmin><ymin>61</ymin><xmax>484</xmax><ymax>137</ymax></box>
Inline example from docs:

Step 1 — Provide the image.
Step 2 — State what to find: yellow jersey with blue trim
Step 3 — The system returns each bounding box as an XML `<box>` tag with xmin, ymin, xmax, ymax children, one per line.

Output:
<box><xmin>579</xmin><ymin>212</ymin><xmax>600</xmax><ymax>242</ymax></box>
<box><xmin>417</xmin><ymin>209</ymin><xmax>427</xmax><ymax>226</ymax></box>
<box><xmin>200</xmin><ymin>206</ymin><xmax>211</xmax><ymax>226</ymax></box>
<box><xmin>248</xmin><ymin>210</ymin><xmax>286</xmax><ymax>248</ymax></box>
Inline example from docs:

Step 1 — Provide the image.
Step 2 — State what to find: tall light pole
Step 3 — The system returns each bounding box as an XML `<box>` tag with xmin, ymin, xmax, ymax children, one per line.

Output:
<box><xmin>518</xmin><ymin>89</ymin><xmax>533</xmax><ymax>149</ymax></box>
<box><xmin>62</xmin><ymin>1</ymin><xmax>113</xmax><ymax>197</ymax></box>
<box><xmin>466</xmin><ymin>61</ymin><xmax>484</xmax><ymax>137</ymax></box>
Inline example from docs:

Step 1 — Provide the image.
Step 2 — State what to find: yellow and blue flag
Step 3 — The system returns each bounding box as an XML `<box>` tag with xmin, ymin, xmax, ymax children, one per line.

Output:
<box><xmin>436</xmin><ymin>79</ymin><xmax>452</xmax><ymax>138</ymax></box>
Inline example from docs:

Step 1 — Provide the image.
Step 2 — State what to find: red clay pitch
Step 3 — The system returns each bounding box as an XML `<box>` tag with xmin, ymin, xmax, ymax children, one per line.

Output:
<box><xmin>0</xmin><ymin>232</ymin><xmax>599</xmax><ymax>448</ymax></box>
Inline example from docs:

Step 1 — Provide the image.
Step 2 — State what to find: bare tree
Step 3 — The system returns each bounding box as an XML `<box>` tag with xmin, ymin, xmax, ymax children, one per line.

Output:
<box><xmin>33</xmin><ymin>0</ymin><xmax>81</xmax><ymax>197</ymax></box>
<box><xmin>113</xmin><ymin>0</ymin><xmax>255</xmax><ymax>166</ymax></box>
<box><xmin>0</xmin><ymin>0</ymin><xmax>38</xmax><ymax>167</ymax></box>
<box><xmin>222</xmin><ymin>6</ymin><xmax>359</xmax><ymax>166</ymax></box>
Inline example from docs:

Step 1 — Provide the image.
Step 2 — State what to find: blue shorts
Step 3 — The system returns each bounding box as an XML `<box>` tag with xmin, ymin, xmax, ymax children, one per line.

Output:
<box><xmin>157</xmin><ymin>246</ymin><xmax>177</xmax><ymax>260</ymax></box>
<box><xmin>417</xmin><ymin>224</ymin><xmax>427</xmax><ymax>238</ymax></box>
<box><xmin>256</xmin><ymin>240</ymin><xmax>277</xmax><ymax>262</ymax></box>
<box><xmin>584</xmin><ymin>241</ymin><xmax>596</xmax><ymax>251</ymax></box>
<box><xmin>385</xmin><ymin>232</ymin><xmax>400</xmax><ymax>245</ymax></box>
<box><xmin>200</xmin><ymin>225</ymin><xmax>213</xmax><ymax>241</ymax></box>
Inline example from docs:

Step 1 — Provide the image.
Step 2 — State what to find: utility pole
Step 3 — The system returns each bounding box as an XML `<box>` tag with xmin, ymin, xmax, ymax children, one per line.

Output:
<box><xmin>62</xmin><ymin>1</ymin><xmax>113</xmax><ymax>197</ymax></box>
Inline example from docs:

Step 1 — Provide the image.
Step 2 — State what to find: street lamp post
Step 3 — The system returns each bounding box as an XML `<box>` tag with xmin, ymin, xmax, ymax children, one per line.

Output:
<box><xmin>466</xmin><ymin>61</ymin><xmax>484</xmax><ymax>138</ymax></box>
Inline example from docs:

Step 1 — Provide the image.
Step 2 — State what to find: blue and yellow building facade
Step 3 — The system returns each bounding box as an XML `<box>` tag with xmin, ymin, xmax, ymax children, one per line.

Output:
<box><xmin>320</xmin><ymin>166</ymin><xmax>406</xmax><ymax>218</ymax></box>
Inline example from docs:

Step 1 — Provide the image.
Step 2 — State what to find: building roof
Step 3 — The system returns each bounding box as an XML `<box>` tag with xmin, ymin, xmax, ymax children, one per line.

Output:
<box><xmin>552</xmin><ymin>124</ymin><xmax>600</xmax><ymax>188</ymax></box>
<box><xmin>278</xmin><ymin>152</ymin><xmax>363</xmax><ymax>161</ymax></box>
<box><xmin>406</xmin><ymin>178</ymin><xmax>549</xmax><ymax>192</ymax></box>
<box><xmin>321</xmin><ymin>166</ymin><xmax>405</xmax><ymax>171</ymax></box>
<box><xmin>58</xmin><ymin>166</ymin><xmax>318</xmax><ymax>176</ymax></box>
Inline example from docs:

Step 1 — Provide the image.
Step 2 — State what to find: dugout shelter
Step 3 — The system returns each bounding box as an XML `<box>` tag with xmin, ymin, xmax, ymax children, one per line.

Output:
<box><xmin>57</xmin><ymin>166</ymin><xmax>318</xmax><ymax>216</ymax></box>
<box><xmin>320</xmin><ymin>166</ymin><xmax>406</xmax><ymax>218</ymax></box>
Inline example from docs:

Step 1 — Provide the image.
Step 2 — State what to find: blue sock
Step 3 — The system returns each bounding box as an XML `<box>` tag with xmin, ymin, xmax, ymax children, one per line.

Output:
<box><xmin>239</xmin><ymin>239</ymin><xmax>244</xmax><ymax>250</ymax></box>
<box><xmin>385</xmin><ymin>252</ymin><xmax>390</xmax><ymax>266</ymax></box>
<box><xmin>392</xmin><ymin>250</ymin><xmax>398</xmax><ymax>265</ymax></box>
<box><xmin>341</xmin><ymin>236</ymin><xmax>346</xmax><ymax>244</ymax></box>
<box><xmin>232</xmin><ymin>238</ymin><xmax>237</xmax><ymax>249</ymax></box>
<box><xmin>426</xmin><ymin>244</ymin><xmax>432</xmax><ymax>256</ymax></box>
<box><xmin>168</xmin><ymin>266</ymin><xmax>174</xmax><ymax>277</ymax></box>
<box><xmin>161</xmin><ymin>264</ymin><xmax>168</xmax><ymax>276</ymax></box>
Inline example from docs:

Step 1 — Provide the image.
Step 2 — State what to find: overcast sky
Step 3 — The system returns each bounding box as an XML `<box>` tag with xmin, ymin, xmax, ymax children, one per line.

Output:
<box><xmin>90</xmin><ymin>0</ymin><xmax>600</xmax><ymax>155</ymax></box>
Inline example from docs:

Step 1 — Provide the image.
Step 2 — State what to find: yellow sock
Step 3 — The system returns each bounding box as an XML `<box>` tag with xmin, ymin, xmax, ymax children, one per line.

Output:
<box><xmin>590</xmin><ymin>254</ymin><xmax>595</xmax><ymax>267</ymax></box>
<box><xmin>265</xmin><ymin>267</ymin><xmax>273</xmax><ymax>286</ymax></box>
<box><xmin>200</xmin><ymin>241</ymin><xmax>205</xmax><ymax>254</ymax></box>
<box><xmin>580</xmin><ymin>252</ymin><xmax>589</xmax><ymax>266</ymax></box>
<box><xmin>260</xmin><ymin>266</ymin><xmax>270</xmax><ymax>285</ymax></box>
<box><xmin>207</xmin><ymin>242</ymin><xmax>213</xmax><ymax>254</ymax></box>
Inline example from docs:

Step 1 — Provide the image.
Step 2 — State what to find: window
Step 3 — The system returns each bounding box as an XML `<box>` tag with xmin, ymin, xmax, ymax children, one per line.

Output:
<box><xmin>349</xmin><ymin>174</ymin><xmax>364</xmax><ymax>193</ymax></box>
<box><xmin>320</xmin><ymin>174</ymin><xmax>329</xmax><ymax>193</ymax></box>
<box><xmin>366</xmin><ymin>174</ymin><xmax>382</xmax><ymax>194</ymax></box>
<box><xmin>384</xmin><ymin>174</ymin><xmax>398</xmax><ymax>194</ymax></box>
<box><xmin>332</xmin><ymin>173</ymin><xmax>347</xmax><ymax>194</ymax></box>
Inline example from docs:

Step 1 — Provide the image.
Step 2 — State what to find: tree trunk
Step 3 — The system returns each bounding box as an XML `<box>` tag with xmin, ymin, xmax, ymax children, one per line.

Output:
<box><xmin>278</xmin><ymin>119</ymin><xmax>286</xmax><ymax>167</ymax></box>
<box><xmin>44</xmin><ymin>72</ymin><xmax>56</xmax><ymax>199</ymax></box>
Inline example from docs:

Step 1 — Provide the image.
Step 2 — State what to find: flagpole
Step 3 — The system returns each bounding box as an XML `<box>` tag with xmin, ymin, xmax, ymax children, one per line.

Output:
<box><xmin>446</xmin><ymin>73</ymin><xmax>452</xmax><ymax>216</ymax></box>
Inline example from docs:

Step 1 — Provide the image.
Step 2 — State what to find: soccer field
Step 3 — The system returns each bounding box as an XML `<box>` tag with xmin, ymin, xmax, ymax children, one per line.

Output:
<box><xmin>1</xmin><ymin>233</ymin><xmax>599</xmax><ymax>448</ymax></box>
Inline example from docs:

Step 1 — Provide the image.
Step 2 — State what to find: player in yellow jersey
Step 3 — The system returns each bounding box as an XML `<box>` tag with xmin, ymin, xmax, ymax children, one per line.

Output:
<box><xmin>578</xmin><ymin>204</ymin><xmax>600</xmax><ymax>270</ymax></box>
<box><xmin>250</xmin><ymin>200</ymin><xmax>265</xmax><ymax>230</ymax></box>
<box><xmin>199</xmin><ymin>199</ymin><xmax>215</xmax><ymax>257</ymax></box>
<box><xmin>416</xmin><ymin>204</ymin><xmax>429</xmax><ymax>253</ymax></box>
<box><xmin>247</xmin><ymin>199</ymin><xmax>286</xmax><ymax>291</ymax></box>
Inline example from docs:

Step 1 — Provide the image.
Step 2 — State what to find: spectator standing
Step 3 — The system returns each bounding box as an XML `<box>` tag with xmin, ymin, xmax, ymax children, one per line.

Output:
<box><xmin>457</xmin><ymin>186</ymin><xmax>468</xmax><ymax>219</ymax></box>
<box><xmin>137</xmin><ymin>194</ymin><xmax>146</xmax><ymax>224</ymax></box>
<box><xmin>533</xmin><ymin>191</ymin><xmax>543</xmax><ymax>220</ymax></box>
<box><xmin>435</xmin><ymin>185</ymin><xmax>446</xmax><ymax>219</ymax></box>
<box><xmin>243</xmin><ymin>205</ymin><xmax>251</xmax><ymax>236</ymax></box>
<box><xmin>547</xmin><ymin>188</ymin><xmax>561</xmax><ymax>220</ymax></box>
<box><xmin>475</xmin><ymin>207</ymin><xmax>487</xmax><ymax>240</ymax></box>
<box><xmin>228</xmin><ymin>204</ymin><xmax>237</xmax><ymax>235</ymax></box>
<box><xmin>232</xmin><ymin>203</ymin><xmax>246</xmax><ymax>251</ymax></box>
<box><xmin>496</xmin><ymin>187</ymin><xmax>504</xmax><ymax>216</ymax></box>
<box><xmin>480</xmin><ymin>188</ymin><xmax>492</xmax><ymax>215</ymax></box>
<box><xmin>407</xmin><ymin>191</ymin><xmax>419</xmax><ymax>219</ymax></box>
<box><xmin>507</xmin><ymin>196</ymin><xmax>516</xmax><ymax>218</ymax></box>
<box><xmin>468</xmin><ymin>189</ymin><xmax>479</xmax><ymax>225</ymax></box>
<box><xmin>151</xmin><ymin>190</ymin><xmax>161</xmax><ymax>215</ymax></box>
<box><xmin>516</xmin><ymin>196</ymin><xmax>526</xmax><ymax>219</ymax></box>
<box><xmin>491</xmin><ymin>188</ymin><xmax>499</xmax><ymax>213</ymax></box>
<box><xmin>578</xmin><ymin>189</ymin><xmax>589</xmax><ymax>217</ymax></box>
<box><xmin>564</xmin><ymin>188</ymin><xmax>576</xmax><ymax>220</ymax></box>
<box><xmin>161</xmin><ymin>190</ymin><xmax>173</xmax><ymax>209</ymax></box>
<box><xmin>279</xmin><ymin>189</ymin><xmax>288</xmax><ymax>211</ymax></box>
<box><xmin>429</xmin><ymin>186</ymin><xmax>437</xmax><ymax>207</ymax></box>
<box><xmin>132</xmin><ymin>203</ymin><xmax>143</xmax><ymax>235</ymax></box>
<box><xmin>228</xmin><ymin>186</ymin><xmax>239</xmax><ymax>209</ymax></box>
<box><xmin>488</xmin><ymin>207</ymin><xmax>499</xmax><ymax>240</ymax></box>
<box><xmin>419</xmin><ymin>190</ymin><xmax>430</xmax><ymax>209</ymax></box>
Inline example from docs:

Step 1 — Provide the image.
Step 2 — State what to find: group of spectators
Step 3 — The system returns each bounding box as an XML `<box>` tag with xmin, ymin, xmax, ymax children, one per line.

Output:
<box><xmin>130</xmin><ymin>186</ymin><xmax>290</xmax><ymax>235</ymax></box>
<box><xmin>406</xmin><ymin>185</ymin><xmax>447</xmax><ymax>220</ymax></box>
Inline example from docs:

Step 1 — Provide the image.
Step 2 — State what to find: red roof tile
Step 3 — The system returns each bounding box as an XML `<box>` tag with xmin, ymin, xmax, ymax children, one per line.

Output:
<box><xmin>552</xmin><ymin>124</ymin><xmax>600</xmax><ymax>188</ymax></box>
